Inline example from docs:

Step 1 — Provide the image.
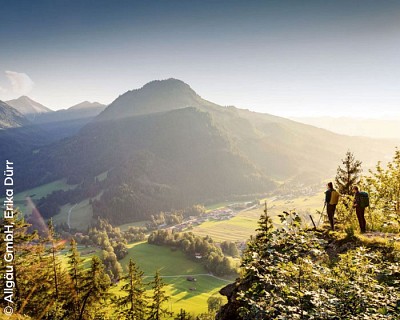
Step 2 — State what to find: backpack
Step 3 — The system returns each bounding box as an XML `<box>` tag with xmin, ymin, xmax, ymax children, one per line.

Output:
<box><xmin>359</xmin><ymin>191</ymin><xmax>369</xmax><ymax>208</ymax></box>
<box><xmin>330</xmin><ymin>190</ymin><xmax>340</xmax><ymax>205</ymax></box>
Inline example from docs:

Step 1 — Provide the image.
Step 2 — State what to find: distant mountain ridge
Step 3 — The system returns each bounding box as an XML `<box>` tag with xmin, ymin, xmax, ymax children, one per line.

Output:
<box><xmin>69</xmin><ymin>101</ymin><xmax>105</xmax><ymax>110</ymax></box>
<box><xmin>292</xmin><ymin>116</ymin><xmax>400</xmax><ymax>139</ymax></box>
<box><xmin>33</xmin><ymin>100</ymin><xmax>106</xmax><ymax>124</ymax></box>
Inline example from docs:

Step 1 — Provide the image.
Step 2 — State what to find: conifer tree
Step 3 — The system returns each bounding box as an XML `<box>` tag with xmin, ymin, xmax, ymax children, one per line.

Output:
<box><xmin>67</xmin><ymin>238</ymin><xmax>84</xmax><ymax>319</ymax></box>
<box><xmin>255</xmin><ymin>201</ymin><xmax>273</xmax><ymax>242</ymax></box>
<box><xmin>79</xmin><ymin>256</ymin><xmax>111</xmax><ymax>320</ymax></box>
<box><xmin>0</xmin><ymin>211</ymin><xmax>54</xmax><ymax>317</ymax></box>
<box><xmin>174</xmin><ymin>309</ymin><xmax>194</xmax><ymax>320</ymax></box>
<box><xmin>42</xmin><ymin>219</ymin><xmax>68</xmax><ymax>319</ymax></box>
<box><xmin>147</xmin><ymin>270</ymin><xmax>172</xmax><ymax>320</ymax></box>
<box><xmin>113</xmin><ymin>258</ymin><xmax>147</xmax><ymax>319</ymax></box>
<box><xmin>335</xmin><ymin>151</ymin><xmax>362</xmax><ymax>195</ymax></box>
<box><xmin>0</xmin><ymin>211</ymin><xmax>36</xmax><ymax>310</ymax></box>
<box><xmin>47</xmin><ymin>219</ymin><xmax>60</xmax><ymax>301</ymax></box>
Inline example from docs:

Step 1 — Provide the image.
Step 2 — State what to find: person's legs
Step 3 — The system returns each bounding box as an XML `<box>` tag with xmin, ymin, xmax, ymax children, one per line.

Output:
<box><xmin>356</xmin><ymin>207</ymin><xmax>366</xmax><ymax>233</ymax></box>
<box><xmin>327</xmin><ymin>204</ymin><xmax>335</xmax><ymax>230</ymax></box>
<box><xmin>360</xmin><ymin>207</ymin><xmax>366</xmax><ymax>233</ymax></box>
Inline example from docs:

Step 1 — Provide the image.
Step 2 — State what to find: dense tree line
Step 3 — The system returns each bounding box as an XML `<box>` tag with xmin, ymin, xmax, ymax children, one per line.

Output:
<box><xmin>220</xmin><ymin>241</ymin><xmax>239</xmax><ymax>257</ymax></box>
<box><xmin>30</xmin><ymin>177</ymin><xmax>105</xmax><ymax>220</ymax></box>
<box><xmin>148</xmin><ymin>230</ymin><xmax>238</xmax><ymax>276</ymax></box>
<box><xmin>146</xmin><ymin>205</ymin><xmax>206</xmax><ymax>229</ymax></box>
<box><xmin>74</xmin><ymin>218</ymin><xmax>146</xmax><ymax>249</ymax></box>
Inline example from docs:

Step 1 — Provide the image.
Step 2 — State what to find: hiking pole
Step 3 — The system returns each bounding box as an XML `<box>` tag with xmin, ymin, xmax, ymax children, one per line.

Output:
<box><xmin>309</xmin><ymin>215</ymin><xmax>317</xmax><ymax>230</ymax></box>
<box><xmin>317</xmin><ymin>202</ymin><xmax>326</xmax><ymax>227</ymax></box>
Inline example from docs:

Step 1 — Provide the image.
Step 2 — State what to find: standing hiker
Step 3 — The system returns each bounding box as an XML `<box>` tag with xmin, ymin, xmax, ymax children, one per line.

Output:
<box><xmin>352</xmin><ymin>186</ymin><xmax>368</xmax><ymax>233</ymax></box>
<box><xmin>325</xmin><ymin>182</ymin><xmax>339</xmax><ymax>230</ymax></box>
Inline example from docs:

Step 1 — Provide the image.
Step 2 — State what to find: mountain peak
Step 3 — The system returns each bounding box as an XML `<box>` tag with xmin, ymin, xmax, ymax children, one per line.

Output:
<box><xmin>141</xmin><ymin>78</ymin><xmax>194</xmax><ymax>91</ymax></box>
<box><xmin>6</xmin><ymin>95</ymin><xmax>53</xmax><ymax>116</ymax></box>
<box><xmin>97</xmin><ymin>79</ymin><xmax>206</xmax><ymax>120</ymax></box>
<box><xmin>69</xmin><ymin>101</ymin><xmax>105</xmax><ymax>110</ymax></box>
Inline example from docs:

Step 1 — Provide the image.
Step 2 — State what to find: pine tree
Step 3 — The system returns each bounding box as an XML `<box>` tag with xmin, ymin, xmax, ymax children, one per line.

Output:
<box><xmin>0</xmin><ymin>211</ymin><xmax>59</xmax><ymax>317</ymax></box>
<box><xmin>113</xmin><ymin>258</ymin><xmax>147</xmax><ymax>319</ymax></box>
<box><xmin>0</xmin><ymin>211</ymin><xmax>36</xmax><ymax>311</ymax></box>
<box><xmin>147</xmin><ymin>270</ymin><xmax>172</xmax><ymax>320</ymax></box>
<box><xmin>67</xmin><ymin>238</ymin><xmax>84</xmax><ymax>319</ymax></box>
<box><xmin>42</xmin><ymin>218</ymin><xmax>68</xmax><ymax>319</ymax></box>
<box><xmin>335</xmin><ymin>151</ymin><xmax>362</xmax><ymax>195</ymax></box>
<box><xmin>174</xmin><ymin>309</ymin><xmax>194</xmax><ymax>320</ymax></box>
<box><xmin>255</xmin><ymin>201</ymin><xmax>273</xmax><ymax>241</ymax></box>
<box><xmin>47</xmin><ymin>219</ymin><xmax>60</xmax><ymax>301</ymax></box>
<box><xmin>79</xmin><ymin>256</ymin><xmax>111</xmax><ymax>320</ymax></box>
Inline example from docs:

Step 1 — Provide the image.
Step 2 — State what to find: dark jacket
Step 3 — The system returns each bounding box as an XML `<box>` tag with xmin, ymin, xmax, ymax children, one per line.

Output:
<box><xmin>353</xmin><ymin>191</ymin><xmax>361</xmax><ymax>207</ymax></box>
<box><xmin>325</xmin><ymin>189</ymin><xmax>332</xmax><ymax>204</ymax></box>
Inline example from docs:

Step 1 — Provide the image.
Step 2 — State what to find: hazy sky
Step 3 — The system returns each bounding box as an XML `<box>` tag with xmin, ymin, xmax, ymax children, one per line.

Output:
<box><xmin>1</xmin><ymin>0</ymin><xmax>399</xmax><ymax>117</ymax></box>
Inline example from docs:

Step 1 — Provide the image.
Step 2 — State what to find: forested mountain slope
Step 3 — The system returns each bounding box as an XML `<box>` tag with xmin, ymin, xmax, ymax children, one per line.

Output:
<box><xmin>12</xmin><ymin>79</ymin><xmax>398</xmax><ymax>223</ymax></box>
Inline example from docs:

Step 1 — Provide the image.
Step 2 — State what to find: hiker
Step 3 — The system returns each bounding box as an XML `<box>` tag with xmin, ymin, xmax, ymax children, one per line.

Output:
<box><xmin>325</xmin><ymin>182</ymin><xmax>339</xmax><ymax>230</ymax></box>
<box><xmin>352</xmin><ymin>186</ymin><xmax>367</xmax><ymax>233</ymax></box>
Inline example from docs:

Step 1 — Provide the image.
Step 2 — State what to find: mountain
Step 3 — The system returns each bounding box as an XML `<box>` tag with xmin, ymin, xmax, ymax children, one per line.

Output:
<box><xmin>292</xmin><ymin>116</ymin><xmax>400</xmax><ymax>139</ymax></box>
<box><xmin>97</xmin><ymin>79</ymin><xmax>212</xmax><ymax>120</ymax></box>
<box><xmin>0</xmin><ymin>100</ymin><xmax>51</xmax><ymax>163</ymax></box>
<box><xmin>6</xmin><ymin>96</ymin><xmax>53</xmax><ymax>119</ymax></box>
<box><xmin>0</xmin><ymin>100</ymin><xmax>28</xmax><ymax>128</ymax></box>
<box><xmin>69</xmin><ymin>101</ymin><xmax>105</xmax><ymax>110</ymax></box>
<box><xmin>24</xmin><ymin>101</ymin><xmax>107</xmax><ymax>142</ymax></box>
<box><xmin>34</xmin><ymin>101</ymin><xmax>106</xmax><ymax>124</ymax></box>
<box><xmin>15</xmin><ymin>79</ymin><xmax>398</xmax><ymax>224</ymax></box>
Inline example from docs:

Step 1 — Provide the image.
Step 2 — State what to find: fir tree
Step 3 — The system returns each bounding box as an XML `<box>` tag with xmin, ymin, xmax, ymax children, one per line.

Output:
<box><xmin>42</xmin><ymin>219</ymin><xmax>68</xmax><ymax>319</ymax></box>
<box><xmin>47</xmin><ymin>219</ymin><xmax>60</xmax><ymax>301</ymax></box>
<box><xmin>0</xmin><ymin>211</ymin><xmax>36</xmax><ymax>311</ymax></box>
<box><xmin>147</xmin><ymin>270</ymin><xmax>172</xmax><ymax>320</ymax></box>
<box><xmin>67</xmin><ymin>238</ymin><xmax>84</xmax><ymax>319</ymax></box>
<box><xmin>174</xmin><ymin>309</ymin><xmax>194</xmax><ymax>320</ymax></box>
<box><xmin>79</xmin><ymin>256</ymin><xmax>111</xmax><ymax>320</ymax></box>
<box><xmin>255</xmin><ymin>201</ymin><xmax>273</xmax><ymax>241</ymax></box>
<box><xmin>335</xmin><ymin>151</ymin><xmax>362</xmax><ymax>195</ymax></box>
<box><xmin>113</xmin><ymin>258</ymin><xmax>147</xmax><ymax>320</ymax></box>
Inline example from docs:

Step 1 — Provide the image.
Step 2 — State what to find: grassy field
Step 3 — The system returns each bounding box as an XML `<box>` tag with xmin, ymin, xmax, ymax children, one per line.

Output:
<box><xmin>52</xmin><ymin>198</ymin><xmax>93</xmax><ymax>231</ymax></box>
<box><xmin>1</xmin><ymin>179</ymin><xmax>76</xmax><ymax>216</ymax></box>
<box><xmin>62</xmin><ymin>242</ymin><xmax>229</xmax><ymax>316</ymax></box>
<box><xmin>59</xmin><ymin>245</ymin><xmax>102</xmax><ymax>270</ymax></box>
<box><xmin>205</xmin><ymin>201</ymin><xmax>232</xmax><ymax>212</ymax></box>
<box><xmin>193</xmin><ymin>193</ymin><xmax>325</xmax><ymax>242</ymax></box>
<box><xmin>115</xmin><ymin>242</ymin><xmax>229</xmax><ymax>315</ymax></box>
<box><xmin>118</xmin><ymin>220</ymin><xmax>151</xmax><ymax>231</ymax></box>
<box><xmin>52</xmin><ymin>193</ymin><xmax>102</xmax><ymax>230</ymax></box>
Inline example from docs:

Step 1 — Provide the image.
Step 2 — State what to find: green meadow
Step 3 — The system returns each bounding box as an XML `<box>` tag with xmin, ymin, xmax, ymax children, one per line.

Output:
<box><xmin>193</xmin><ymin>193</ymin><xmax>325</xmax><ymax>242</ymax></box>
<box><xmin>115</xmin><ymin>242</ymin><xmax>229</xmax><ymax>315</ymax></box>
<box><xmin>118</xmin><ymin>220</ymin><xmax>150</xmax><ymax>231</ymax></box>
<box><xmin>2</xmin><ymin>179</ymin><xmax>76</xmax><ymax>216</ymax></box>
<box><xmin>52</xmin><ymin>197</ymin><xmax>96</xmax><ymax>231</ymax></box>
